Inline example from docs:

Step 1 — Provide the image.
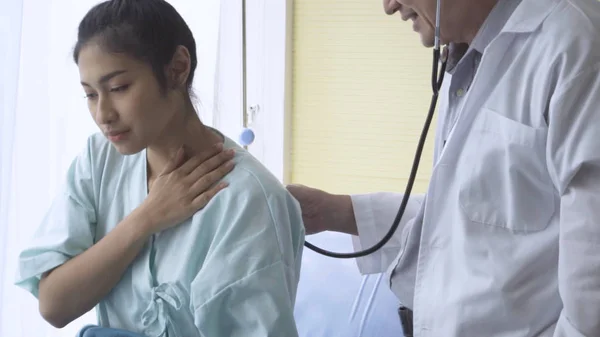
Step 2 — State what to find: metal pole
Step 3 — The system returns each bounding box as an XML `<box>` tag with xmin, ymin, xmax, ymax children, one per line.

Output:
<box><xmin>242</xmin><ymin>0</ymin><xmax>248</xmax><ymax>149</ymax></box>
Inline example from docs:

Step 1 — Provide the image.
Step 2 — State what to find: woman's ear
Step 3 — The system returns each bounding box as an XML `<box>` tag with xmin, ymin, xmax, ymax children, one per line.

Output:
<box><xmin>167</xmin><ymin>45</ymin><xmax>191</xmax><ymax>89</ymax></box>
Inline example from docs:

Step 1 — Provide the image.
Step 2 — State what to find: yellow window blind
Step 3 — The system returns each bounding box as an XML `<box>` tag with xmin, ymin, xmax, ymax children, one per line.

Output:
<box><xmin>291</xmin><ymin>0</ymin><xmax>437</xmax><ymax>194</ymax></box>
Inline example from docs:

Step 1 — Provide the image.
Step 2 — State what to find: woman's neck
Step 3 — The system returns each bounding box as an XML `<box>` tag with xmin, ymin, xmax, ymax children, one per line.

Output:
<box><xmin>146</xmin><ymin>106</ymin><xmax>223</xmax><ymax>179</ymax></box>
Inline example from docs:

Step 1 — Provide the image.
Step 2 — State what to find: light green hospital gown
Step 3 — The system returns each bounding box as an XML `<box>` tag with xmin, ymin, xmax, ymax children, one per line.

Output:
<box><xmin>15</xmin><ymin>132</ymin><xmax>305</xmax><ymax>337</ymax></box>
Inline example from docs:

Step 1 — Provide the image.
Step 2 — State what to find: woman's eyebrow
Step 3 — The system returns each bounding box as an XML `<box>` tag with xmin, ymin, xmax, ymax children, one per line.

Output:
<box><xmin>81</xmin><ymin>69</ymin><xmax>128</xmax><ymax>87</ymax></box>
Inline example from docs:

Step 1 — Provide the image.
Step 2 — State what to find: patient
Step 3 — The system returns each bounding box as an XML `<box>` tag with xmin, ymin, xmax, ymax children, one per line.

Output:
<box><xmin>14</xmin><ymin>1</ymin><xmax>304</xmax><ymax>336</ymax></box>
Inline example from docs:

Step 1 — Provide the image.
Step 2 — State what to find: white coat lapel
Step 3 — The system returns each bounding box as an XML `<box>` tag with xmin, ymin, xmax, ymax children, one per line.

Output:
<box><xmin>502</xmin><ymin>0</ymin><xmax>558</xmax><ymax>33</ymax></box>
<box><xmin>433</xmin><ymin>0</ymin><xmax>556</xmax><ymax>167</ymax></box>
<box><xmin>434</xmin><ymin>32</ymin><xmax>516</xmax><ymax>167</ymax></box>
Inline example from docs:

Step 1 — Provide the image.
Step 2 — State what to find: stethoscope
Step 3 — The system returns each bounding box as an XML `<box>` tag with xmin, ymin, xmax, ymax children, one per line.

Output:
<box><xmin>239</xmin><ymin>0</ymin><xmax>448</xmax><ymax>258</ymax></box>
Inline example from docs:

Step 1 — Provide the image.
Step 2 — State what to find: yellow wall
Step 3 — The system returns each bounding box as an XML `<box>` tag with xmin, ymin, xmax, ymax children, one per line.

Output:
<box><xmin>291</xmin><ymin>0</ymin><xmax>436</xmax><ymax>195</ymax></box>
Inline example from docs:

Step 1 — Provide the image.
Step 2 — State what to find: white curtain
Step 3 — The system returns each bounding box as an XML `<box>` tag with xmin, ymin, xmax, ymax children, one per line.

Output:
<box><xmin>0</xmin><ymin>0</ymin><xmax>238</xmax><ymax>336</ymax></box>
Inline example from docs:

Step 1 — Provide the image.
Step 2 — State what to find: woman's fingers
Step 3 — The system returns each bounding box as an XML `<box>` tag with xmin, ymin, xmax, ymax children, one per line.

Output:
<box><xmin>189</xmin><ymin>160</ymin><xmax>235</xmax><ymax>196</ymax></box>
<box><xmin>191</xmin><ymin>182</ymin><xmax>229</xmax><ymax>209</ymax></box>
<box><xmin>160</xmin><ymin>146</ymin><xmax>185</xmax><ymax>175</ymax></box>
<box><xmin>187</xmin><ymin>149</ymin><xmax>235</xmax><ymax>182</ymax></box>
<box><xmin>177</xmin><ymin>143</ymin><xmax>225</xmax><ymax>175</ymax></box>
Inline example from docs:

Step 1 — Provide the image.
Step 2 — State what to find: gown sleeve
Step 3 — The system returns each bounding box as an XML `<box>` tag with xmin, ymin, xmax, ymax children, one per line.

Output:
<box><xmin>15</xmin><ymin>139</ymin><xmax>97</xmax><ymax>298</ymax></box>
<box><xmin>190</xmin><ymin>166</ymin><xmax>305</xmax><ymax>337</ymax></box>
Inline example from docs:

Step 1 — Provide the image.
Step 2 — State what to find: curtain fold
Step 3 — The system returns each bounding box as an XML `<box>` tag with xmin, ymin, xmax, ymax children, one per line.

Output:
<box><xmin>1</xmin><ymin>0</ymin><xmax>101</xmax><ymax>335</ymax></box>
<box><xmin>0</xmin><ymin>0</ymin><xmax>24</xmax><ymax>333</ymax></box>
<box><xmin>211</xmin><ymin>0</ymin><xmax>244</xmax><ymax>143</ymax></box>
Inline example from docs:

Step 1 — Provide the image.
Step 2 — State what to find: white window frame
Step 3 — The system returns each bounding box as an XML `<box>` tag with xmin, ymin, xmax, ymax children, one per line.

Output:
<box><xmin>212</xmin><ymin>0</ymin><xmax>293</xmax><ymax>184</ymax></box>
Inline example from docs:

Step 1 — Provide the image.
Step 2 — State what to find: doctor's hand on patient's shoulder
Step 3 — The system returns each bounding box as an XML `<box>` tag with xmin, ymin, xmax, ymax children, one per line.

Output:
<box><xmin>286</xmin><ymin>184</ymin><xmax>358</xmax><ymax>236</ymax></box>
<box><xmin>138</xmin><ymin>144</ymin><xmax>235</xmax><ymax>235</ymax></box>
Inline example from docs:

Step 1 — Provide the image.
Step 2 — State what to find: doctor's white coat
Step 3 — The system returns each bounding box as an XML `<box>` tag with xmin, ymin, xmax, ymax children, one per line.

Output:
<box><xmin>351</xmin><ymin>0</ymin><xmax>600</xmax><ymax>335</ymax></box>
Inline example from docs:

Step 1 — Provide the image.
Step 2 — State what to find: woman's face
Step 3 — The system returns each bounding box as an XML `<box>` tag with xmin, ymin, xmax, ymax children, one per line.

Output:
<box><xmin>77</xmin><ymin>43</ymin><xmax>179</xmax><ymax>155</ymax></box>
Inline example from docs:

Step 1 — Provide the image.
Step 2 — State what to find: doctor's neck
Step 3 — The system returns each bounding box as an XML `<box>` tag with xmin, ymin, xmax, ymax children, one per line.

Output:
<box><xmin>146</xmin><ymin>100</ymin><xmax>223</xmax><ymax>178</ymax></box>
<box><xmin>446</xmin><ymin>0</ymin><xmax>498</xmax><ymax>45</ymax></box>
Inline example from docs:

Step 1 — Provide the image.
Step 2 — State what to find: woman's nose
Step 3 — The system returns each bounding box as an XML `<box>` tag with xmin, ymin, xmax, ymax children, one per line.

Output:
<box><xmin>95</xmin><ymin>97</ymin><xmax>118</xmax><ymax>125</ymax></box>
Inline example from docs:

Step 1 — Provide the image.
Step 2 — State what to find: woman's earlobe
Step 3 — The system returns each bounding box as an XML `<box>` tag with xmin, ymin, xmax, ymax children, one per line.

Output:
<box><xmin>165</xmin><ymin>68</ymin><xmax>183</xmax><ymax>90</ymax></box>
<box><xmin>170</xmin><ymin>73</ymin><xmax>179</xmax><ymax>90</ymax></box>
<box><xmin>167</xmin><ymin>67</ymin><xmax>188</xmax><ymax>90</ymax></box>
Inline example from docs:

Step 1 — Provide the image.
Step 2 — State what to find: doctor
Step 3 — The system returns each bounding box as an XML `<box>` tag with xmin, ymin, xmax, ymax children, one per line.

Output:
<box><xmin>287</xmin><ymin>0</ymin><xmax>600</xmax><ymax>336</ymax></box>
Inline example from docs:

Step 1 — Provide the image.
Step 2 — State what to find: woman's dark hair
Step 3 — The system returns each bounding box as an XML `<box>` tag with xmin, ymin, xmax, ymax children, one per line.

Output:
<box><xmin>73</xmin><ymin>0</ymin><xmax>197</xmax><ymax>94</ymax></box>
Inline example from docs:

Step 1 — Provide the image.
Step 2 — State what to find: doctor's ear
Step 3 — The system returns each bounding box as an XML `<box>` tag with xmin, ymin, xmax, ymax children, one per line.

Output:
<box><xmin>166</xmin><ymin>45</ymin><xmax>192</xmax><ymax>90</ymax></box>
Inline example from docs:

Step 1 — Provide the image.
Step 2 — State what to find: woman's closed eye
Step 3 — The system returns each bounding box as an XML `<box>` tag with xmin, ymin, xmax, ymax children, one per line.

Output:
<box><xmin>110</xmin><ymin>84</ymin><xmax>129</xmax><ymax>93</ymax></box>
<box><xmin>84</xmin><ymin>92</ymin><xmax>98</xmax><ymax>100</ymax></box>
<box><xmin>83</xmin><ymin>85</ymin><xmax>129</xmax><ymax>100</ymax></box>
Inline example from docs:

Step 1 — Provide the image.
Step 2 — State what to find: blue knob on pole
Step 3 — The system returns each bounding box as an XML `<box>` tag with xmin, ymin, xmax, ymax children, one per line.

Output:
<box><xmin>239</xmin><ymin>128</ymin><xmax>255</xmax><ymax>146</ymax></box>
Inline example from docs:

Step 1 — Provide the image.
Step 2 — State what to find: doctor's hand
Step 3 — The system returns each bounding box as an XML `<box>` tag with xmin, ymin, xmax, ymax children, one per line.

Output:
<box><xmin>286</xmin><ymin>184</ymin><xmax>358</xmax><ymax>236</ymax></box>
<box><xmin>139</xmin><ymin>144</ymin><xmax>235</xmax><ymax>235</ymax></box>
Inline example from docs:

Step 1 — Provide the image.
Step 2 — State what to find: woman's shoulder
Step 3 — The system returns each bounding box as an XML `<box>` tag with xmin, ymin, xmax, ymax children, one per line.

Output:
<box><xmin>188</xmin><ymin>139</ymin><xmax>304</xmax><ymax>267</ymax></box>
<box><xmin>223</xmin><ymin>149</ymin><xmax>288</xmax><ymax>201</ymax></box>
<box><xmin>203</xmin><ymin>137</ymin><xmax>302</xmax><ymax>217</ymax></box>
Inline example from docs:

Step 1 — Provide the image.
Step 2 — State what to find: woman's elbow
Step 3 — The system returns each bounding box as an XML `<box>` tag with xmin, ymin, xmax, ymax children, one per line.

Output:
<box><xmin>38</xmin><ymin>277</ymin><xmax>73</xmax><ymax>329</ymax></box>
<box><xmin>39</xmin><ymin>299</ymin><xmax>71</xmax><ymax>328</ymax></box>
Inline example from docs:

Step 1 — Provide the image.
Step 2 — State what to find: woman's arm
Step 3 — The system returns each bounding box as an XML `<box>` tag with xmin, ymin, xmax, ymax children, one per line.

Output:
<box><xmin>191</xmin><ymin>168</ymin><xmax>305</xmax><ymax>337</ymax></box>
<box><xmin>25</xmin><ymin>141</ymin><xmax>234</xmax><ymax>328</ymax></box>
<box><xmin>38</xmin><ymin>207</ymin><xmax>153</xmax><ymax>328</ymax></box>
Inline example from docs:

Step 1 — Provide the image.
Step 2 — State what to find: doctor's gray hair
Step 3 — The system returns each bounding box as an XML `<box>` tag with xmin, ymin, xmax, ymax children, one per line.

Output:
<box><xmin>72</xmin><ymin>0</ymin><xmax>197</xmax><ymax>95</ymax></box>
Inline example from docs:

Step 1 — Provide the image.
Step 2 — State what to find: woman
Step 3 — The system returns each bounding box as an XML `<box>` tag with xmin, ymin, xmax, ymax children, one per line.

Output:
<box><xmin>14</xmin><ymin>1</ymin><xmax>305</xmax><ymax>336</ymax></box>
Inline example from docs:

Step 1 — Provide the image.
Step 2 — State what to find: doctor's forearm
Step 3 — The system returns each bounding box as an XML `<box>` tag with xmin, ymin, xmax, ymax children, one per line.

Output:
<box><xmin>38</xmin><ymin>207</ymin><xmax>153</xmax><ymax>328</ymax></box>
